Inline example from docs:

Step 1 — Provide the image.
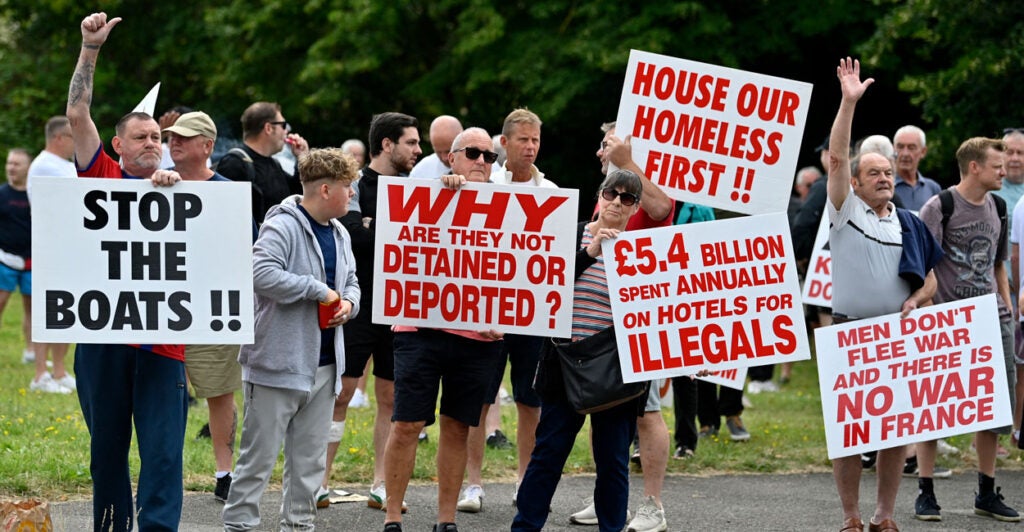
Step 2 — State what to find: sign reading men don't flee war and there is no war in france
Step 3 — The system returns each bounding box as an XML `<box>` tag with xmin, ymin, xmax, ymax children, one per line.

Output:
<box><xmin>815</xmin><ymin>296</ymin><xmax>1011</xmax><ymax>459</ymax></box>
<box><xmin>604</xmin><ymin>212</ymin><xmax>811</xmax><ymax>383</ymax></box>
<box><xmin>614</xmin><ymin>50</ymin><xmax>813</xmax><ymax>216</ymax></box>
<box><xmin>31</xmin><ymin>177</ymin><xmax>255</xmax><ymax>344</ymax></box>
<box><xmin>372</xmin><ymin>177</ymin><xmax>579</xmax><ymax>337</ymax></box>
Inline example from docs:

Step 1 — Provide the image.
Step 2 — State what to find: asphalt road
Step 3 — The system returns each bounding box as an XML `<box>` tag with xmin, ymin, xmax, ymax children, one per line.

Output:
<box><xmin>47</xmin><ymin>470</ymin><xmax>1024</xmax><ymax>531</ymax></box>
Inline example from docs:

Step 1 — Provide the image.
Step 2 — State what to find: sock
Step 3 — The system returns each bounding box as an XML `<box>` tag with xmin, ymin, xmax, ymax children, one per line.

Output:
<box><xmin>918</xmin><ymin>476</ymin><xmax>934</xmax><ymax>495</ymax></box>
<box><xmin>328</xmin><ymin>420</ymin><xmax>346</xmax><ymax>443</ymax></box>
<box><xmin>216</xmin><ymin>471</ymin><xmax>230</xmax><ymax>479</ymax></box>
<box><xmin>979</xmin><ymin>472</ymin><xmax>995</xmax><ymax>495</ymax></box>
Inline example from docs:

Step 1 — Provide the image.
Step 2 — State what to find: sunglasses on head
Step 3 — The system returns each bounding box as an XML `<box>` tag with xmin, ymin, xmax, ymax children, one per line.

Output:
<box><xmin>453</xmin><ymin>146</ymin><xmax>499</xmax><ymax>164</ymax></box>
<box><xmin>601</xmin><ymin>188</ymin><xmax>639</xmax><ymax>206</ymax></box>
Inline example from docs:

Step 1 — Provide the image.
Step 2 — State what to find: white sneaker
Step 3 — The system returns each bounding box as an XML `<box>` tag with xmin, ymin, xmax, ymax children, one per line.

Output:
<box><xmin>348</xmin><ymin>388</ymin><xmax>370</xmax><ymax>408</ymax></box>
<box><xmin>747</xmin><ymin>380</ymin><xmax>764</xmax><ymax>394</ymax></box>
<box><xmin>456</xmin><ymin>484</ymin><xmax>483</xmax><ymax>513</ymax></box>
<box><xmin>22</xmin><ymin>349</ymin><xmax>34</xmax><ymax>363</ymax></box>
<box><xmin>368</xmin><ymin>483</ymin><xmax>407</xmax><ymax>513</ymax></box>
<box><xmin>569</xmin><ymin>497</ymin><xmax>632</xmax><ymax>525</ymax></box>
<box><xmin>30</xmin><ymin>373</ymin><xmax>71</xmax><ymax>394</ymax></box>
<box><xmin>627</xmin><ymin>495</ymin><xmax>667</xmax><ymax>532</ymax></box>
<box><xmin>54</xmin><ymin>374</ymin><xmax>76</xmax><ymax>392</ymax></box>
<box><xmin>937</xmin><ymin>438</ymin><xmax>960</xmax><ymax>456</ymax></box>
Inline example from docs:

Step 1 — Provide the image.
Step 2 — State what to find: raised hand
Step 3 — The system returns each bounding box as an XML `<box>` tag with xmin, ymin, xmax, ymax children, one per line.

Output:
<box><xmin>80</xmin><ymin>12</ymin><xmax>122</xmax><ymax>48</ymax></box>
<box><xmin>837</xmin><ymin>57</ymin><xmax>874</xmax><ymax>103</ymax></box>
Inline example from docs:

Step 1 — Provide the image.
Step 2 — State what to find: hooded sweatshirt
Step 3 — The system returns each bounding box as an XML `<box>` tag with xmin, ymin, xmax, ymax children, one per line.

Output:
<box><xmin>239</xmin><ymin>195</ymin><xmax>360</xmax><ymax>395</ymax></box>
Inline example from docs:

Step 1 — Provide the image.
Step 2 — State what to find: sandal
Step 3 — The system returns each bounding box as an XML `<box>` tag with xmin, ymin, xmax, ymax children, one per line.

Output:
<box><xmin>868</xmin><ymin>518</ymin><xmax>899</xmax><ymax>532</ymax></box>
<box><xmin>840</xmin><ymin>516</ymin><xmax>864</xmax><ymax>531</ymax></box>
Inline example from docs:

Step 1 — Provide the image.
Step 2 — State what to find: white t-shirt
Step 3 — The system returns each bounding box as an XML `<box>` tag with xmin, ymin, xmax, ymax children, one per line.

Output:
<box><xmin>409</xmin><ymin>153</ymin><xmax>450</xmax><ymax>179</ymax></box>
<box><xmin>26</xmin><ymin>150</ymin><xmax>76</xmax><ymax>202</ymax></box>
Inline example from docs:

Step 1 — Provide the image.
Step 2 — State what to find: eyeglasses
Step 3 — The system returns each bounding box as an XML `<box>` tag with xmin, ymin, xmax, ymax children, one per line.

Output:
<box><xmin>600</xmin><ymin>188</ymin><xmax>639</xmax><ymax>206</ymax></box>
<box><xmin>269</xmin><ymin>121</ymin><xmax>291</xmax><ymax>132</ymax></box>
<box><xmin>453</xmin><ymin>146</ymin><xmax>499</xmax><ymax>164</ymax></box>
<box><xmin>1004</xmin><ymin>128</ymin><xmax>1024</xmax><ymax>135</ymax></box>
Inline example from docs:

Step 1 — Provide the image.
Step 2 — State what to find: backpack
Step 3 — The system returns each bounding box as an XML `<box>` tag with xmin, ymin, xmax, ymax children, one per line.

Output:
<box><xmin>938</xmin><ymin>188</ymin><xmax>1007</xmax><ymax>260</ymax></box>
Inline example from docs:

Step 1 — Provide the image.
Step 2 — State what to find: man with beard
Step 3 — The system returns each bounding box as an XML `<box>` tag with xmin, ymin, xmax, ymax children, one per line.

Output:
<box><xmin>320</xmin><ymin>112</ymin><xmax>420</xmax><ymax>512</ymax></box>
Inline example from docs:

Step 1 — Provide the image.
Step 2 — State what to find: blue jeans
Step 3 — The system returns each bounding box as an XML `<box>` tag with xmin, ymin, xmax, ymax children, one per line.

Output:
<box><xmin>511</xmin><ymin>398</ymin><xmax>636</xmax><ymax>532</ymax></box>
<box><xmin>75</xmin><ymin>344</ymin><xmax>188</xmax><ymax>532</ymax></box>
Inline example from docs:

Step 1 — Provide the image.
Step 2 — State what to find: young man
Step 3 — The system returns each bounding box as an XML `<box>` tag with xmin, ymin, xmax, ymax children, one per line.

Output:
<box><xmin>223</xmin><ymin>148</ymin><xmax>361</xmax><ymax>531</ymax></box>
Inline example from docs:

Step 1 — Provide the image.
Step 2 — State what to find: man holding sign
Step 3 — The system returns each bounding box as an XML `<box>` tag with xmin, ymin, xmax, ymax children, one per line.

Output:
<box><xmin>66</xmin><ymin>12</ymin><xmax>191</xmax><ymax>531</ymax></box>
<box><xmin>825</xmin><ymin>58</ymin><xmax>940</xmax><ymax>532</ymax></box>
<box><xmin>915</xmin><ymin>138</ymin><xmax>1020</xmax><ymax>522</ymax></box>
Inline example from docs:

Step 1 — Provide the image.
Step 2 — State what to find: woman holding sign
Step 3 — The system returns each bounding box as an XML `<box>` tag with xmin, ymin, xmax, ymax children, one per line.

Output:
<box><xmin>512</xmin><ymin>169</ymin><xmax>650</xmax><ymax>532</ymax></box>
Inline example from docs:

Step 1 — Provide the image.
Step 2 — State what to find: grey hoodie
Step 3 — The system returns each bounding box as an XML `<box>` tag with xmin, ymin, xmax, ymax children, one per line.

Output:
<box><xmin>239</xmin><ymin>195</ymin><xmax>360</xmax><ymax>395</ymax></box>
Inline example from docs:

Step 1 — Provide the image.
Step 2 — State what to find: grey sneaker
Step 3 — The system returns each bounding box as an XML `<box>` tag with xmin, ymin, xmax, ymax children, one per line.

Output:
<box><xmin>725</xmin><ymin>416</ymin><xmax>750</xmax><ymax>441</ymax></box>
<box><xmin>627</xmin><ymin>495</ymin><xmax>667</xmax><ymax>532</ymax></box>
<box><xmin>975</xmin><ymin>487</ymin><xmax>1021</xmax><ymax>522</ymax></box>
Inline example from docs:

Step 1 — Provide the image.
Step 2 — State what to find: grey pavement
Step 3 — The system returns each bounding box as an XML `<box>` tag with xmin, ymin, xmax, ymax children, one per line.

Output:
<box><xmin>48</xmin><ymin>470</ymin><xmax>1024</xmax><ymax>531</ymax></box>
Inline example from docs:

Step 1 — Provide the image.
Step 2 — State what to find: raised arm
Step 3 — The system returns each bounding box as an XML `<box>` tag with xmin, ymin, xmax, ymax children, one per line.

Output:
<box><xmin>67</xmin><ymin>13</ymin><xmax>121</xmax><ymax>168</ymax></box>
<box><xmin>606</xmin><ymin>135</ymin><xmax>674</xmax><ymax>221</ymax></box>
<box><xmin>827</xmin><ymin>57</ymin><xmax>874</xmax><ymax>211</ymax></box>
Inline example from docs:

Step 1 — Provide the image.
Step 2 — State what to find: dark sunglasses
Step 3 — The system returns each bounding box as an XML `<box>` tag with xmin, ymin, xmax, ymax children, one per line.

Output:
<box><xmin>453</xmin><ymin>146</ymin><xmax>499</xmax><ymax>164</ymax></box>
<box><xmin>269</xmin><ymin>121</ymin><xmax>291</xmax><ymax>132</ymax></box>
<box><xmin>601</xmin><ymin>188</ymin><xmax>639</xmax><ymax>206</ymax></box>
<box><xmin>1004</xmin><ymin>128</ymin><xmax>1024</xmax><ymax>135</ymax></box>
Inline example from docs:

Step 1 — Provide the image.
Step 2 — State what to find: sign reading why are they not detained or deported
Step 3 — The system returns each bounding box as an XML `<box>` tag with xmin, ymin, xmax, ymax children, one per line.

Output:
<box><xmin>372</xmin><ymin>177</ymin><xmax>579</xmax><ymax>337</ymax></box>
<box><xmin>31</xmin><ymin>177</ymin><xmax>254</xmax><ymax>344</ymax></box>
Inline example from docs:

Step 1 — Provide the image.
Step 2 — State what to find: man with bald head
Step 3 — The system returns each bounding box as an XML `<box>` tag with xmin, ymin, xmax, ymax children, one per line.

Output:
<box><xmin>410</xmin><ymin>115</ymin><xmax>463</xmax><ymax>178</ymax></box>
<box><xmin>383</xmin><ymin>126</ymin><xmax>504</xmax><ymax>532</ymax></box>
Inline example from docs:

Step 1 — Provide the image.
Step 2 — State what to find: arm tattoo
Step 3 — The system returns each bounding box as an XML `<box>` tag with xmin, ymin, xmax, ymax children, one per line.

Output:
<box><xmin>82</xmin><ymin>43</ymin><xmax>100</xmax><ymax>50</ymax></box>
<box><xmin>68</xmin><ymin>62</ymin><xmax>94</xmax><ymax>107</ymax></box>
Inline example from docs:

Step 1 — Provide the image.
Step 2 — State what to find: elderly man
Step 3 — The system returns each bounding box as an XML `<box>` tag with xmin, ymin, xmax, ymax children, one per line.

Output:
<box><xmin>826</xmin><ymin>58</ymin><xmax>940</xmax><ymax>532</ymax></box>
<box><xmin>410</xmin><ymin>115</ymin><xmax>462</xmax><ymax>178</ymax></box>
<box><xmin>892</xmin><ymin>124</ymin><xmax>941</xmax><ymax>210</ymax></box>
<box><xmin>382</xmin><ymin>127</ymin><xmax>504</xmax><ymax>532</ymax></box>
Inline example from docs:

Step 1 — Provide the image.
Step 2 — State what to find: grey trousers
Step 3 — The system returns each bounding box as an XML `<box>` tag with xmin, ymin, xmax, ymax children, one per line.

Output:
<box><xmin>223</xmin><ymin>365</ymin><xmax>336</xmax><ymax>531</ymax></box>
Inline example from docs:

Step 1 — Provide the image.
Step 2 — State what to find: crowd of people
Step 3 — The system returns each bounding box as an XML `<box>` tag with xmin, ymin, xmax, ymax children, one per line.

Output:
<box><xmin>5</xmin><ymin>11</ymin><xmax>1024</xmax><ymax>532</ymax></box>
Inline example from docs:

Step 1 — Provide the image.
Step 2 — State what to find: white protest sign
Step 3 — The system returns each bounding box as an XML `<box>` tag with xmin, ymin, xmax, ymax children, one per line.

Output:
<box><xmin>604</xmin><ymin>212</ymin><xmax>810</xmax><ymax>383</ymax></box>
<box><xmin>31</xmin><ymin>177</ymin><xmax>254</xmax><ymax>344</ymax></box>
<box><xmin>615</xmin><ymin>50</ymin><xmax>813</xmax><ymax>215</ymax></box>
<box><xmin>815</xmin><ymin>295</ymin><xmax>1011</xmax><ymax>459</ymax></box>
<box><xmin>133</xmin><ymin>82</ymin><xmax>160</xmax><ymax>115</ymax></box>
<box><xmin>699</xmin><ymin>366</ymin><xmax>748</xmax><ymax>391</ymax></box>
<box><xmin>801</xmin><ymin>214</ymin><xmax>832</xmax><ymax>307</ymax></box>
<box><xmin>372</xmin><ymin>177</ymin><xmax>579</xmax><ymax>336</ymax></box>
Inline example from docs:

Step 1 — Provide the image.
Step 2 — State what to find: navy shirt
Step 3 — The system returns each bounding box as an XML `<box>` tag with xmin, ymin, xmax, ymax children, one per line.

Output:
<box><xmin>0</xmin><ymin>185</ymin><xmax>31</xmax><ymax>259</ymax></box>
<box><xmin>298</xmin><ymin>204</ymin><xmax>337</xmax><ymax>367</ymax></box>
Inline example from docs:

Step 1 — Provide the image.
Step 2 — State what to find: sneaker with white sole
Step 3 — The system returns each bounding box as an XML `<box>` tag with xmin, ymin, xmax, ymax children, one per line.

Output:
<box><xmin>627</xmin><ymin>495</ymin><xmax>667</xmax><ymax>532</ymax></box>
<box><xmin>348</xmin><ymin>388</ymin><xmax>370</xmax><ymax>408</ymax></box>
<box><xmin>456</xmin><ymin>484</ymin><xmax>483</xmax><ymax>513</ymax></box>
<box><xmin>22</xmin><ymin>349</ymin><xmax>34</xmax><ymax>364</ymax></box>
<box><xmin>316</xmin><ymin>485</ymin><xmax>331</xmax><ymax>509</ymax></box>
<box><xmin>936</xmin><ymin>438</ymin><xmax>960</xmax><ymax>455</ymax></box>
<box><xmin>29</xmin><ymin>373</ymin><xmax>71</xmax><ymax>394</ymax></box>
<box><xmin>569</xmin><ymin>497</ymin><xmax>631</xmax><ymax>526</ymax></box>
<box><xmin>726</xmin><ymin>416</ymin><xmax>750</xmax><ymax>442</ymax></box>
<box><xmin>368</xmin><ymin>484</ymin><xmax>407</xmax><ymax>513</ymax></box>
<box><xmin>54</xmin><ymin>374</ymin><xmax>76</xmax><ymax>392</ymax></box>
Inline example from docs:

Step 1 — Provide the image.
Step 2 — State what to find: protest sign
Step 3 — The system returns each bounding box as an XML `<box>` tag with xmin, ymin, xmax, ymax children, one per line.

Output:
<box><xmin>815</xmin><ymin>295</ymin><xmax>1011</xmax><ymax>459</ymax></box>
<box><xmin>614</xmin><ymin>50</ymin><xmax>813</xmax><ymax>215</ymax></box>
<box><xmin>372</xmin><ymin>177</ymin><xmax>579</xmax><ymax>336</ymax></box>
<box><xmin>604</xmin><ymin>212</ymin><xmax>810</xmax><ymax>382</ymax></box>
<box><xmin>699</xmin><ymin>366</ymin><xmax>748</xmax><ymax>391</ymax></box>
<box><xmin>31</xmin><ymin>177</ymin><xmax>254</xmax><ymax>344</ymax></box>
<box><xmin>801</xmin><ymin>214</ymin><xmax>831</xmax><ymax>307</ymax></box>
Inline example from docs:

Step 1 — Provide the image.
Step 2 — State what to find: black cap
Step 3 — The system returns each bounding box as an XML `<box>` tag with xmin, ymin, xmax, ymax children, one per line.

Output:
<box><xmin>815</xmin><ymin>135</ymin><xmax>830</xmax><ymax>152</ymax></box>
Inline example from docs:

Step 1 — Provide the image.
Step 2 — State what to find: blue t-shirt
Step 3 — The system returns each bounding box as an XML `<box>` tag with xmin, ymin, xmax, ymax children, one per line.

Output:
<box><xmin>0</xmin><ymin>185</ymin><xmax>31</xmax><ymax>259</ymax></box>
<box><xmin>298</xmin><ymin>204</ymin><xmax>337</xmax><ymax>367</ymax></box>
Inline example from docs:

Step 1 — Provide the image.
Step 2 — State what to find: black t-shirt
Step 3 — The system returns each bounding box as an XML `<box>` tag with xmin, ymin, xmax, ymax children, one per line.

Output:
<box><xmin>218</xmin><ymin>146</ymin><xmax>301</xmax><ymax>223</ymax></box>
<box><xmin>0</xmin><ymin>185</ymin><xmax>31</xmax><ymax>258</ymax></box>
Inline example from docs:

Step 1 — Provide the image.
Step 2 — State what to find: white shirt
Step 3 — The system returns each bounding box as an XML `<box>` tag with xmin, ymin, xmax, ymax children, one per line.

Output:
<box><xmin>409</xmin><ymin>153</ymin><xmax>450</xmax><ymax>179</ymax></box>
<box><xmin>489</xmin><ymin>163</ymin><xmax>557</xmax><ymax>188</ymax></box>
<box><xmin>27</xmin><ymin>150</ymin><xmax>76</xmax><ymax>202</ymax></box>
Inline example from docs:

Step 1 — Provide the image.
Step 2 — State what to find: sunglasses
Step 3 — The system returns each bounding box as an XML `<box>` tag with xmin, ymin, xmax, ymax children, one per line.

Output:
<box><xmin>269</xmin><ymin>121</ymin><xmax>291</xmax><ymax>132</ymax></box>
<box><xmin>1004</xmin><ymin>128</ymin><xmax>1024</xmax><ymax>135</ymax></box>
<box><xmin>453</xmin><ymin>146</ymin><xmax>499</xmax><ymax>164</ymax></box>
<box><xmin>601</xmin><ymin>188</ymin><xmax>639</xmax><ymax>206</ymax></box>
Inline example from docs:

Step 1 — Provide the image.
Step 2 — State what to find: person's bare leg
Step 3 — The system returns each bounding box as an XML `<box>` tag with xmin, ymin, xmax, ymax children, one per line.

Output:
<box><xmin>516</xmin><ymin>403</ymin><xmax>540</xmax><ymax>480</ymax></box>
<box><xmin>485</xmin><ymin>391</ymin><xmax>502</xmax><ymax>435</ymax></box>
<box><xmin>466</xmin><ymin>404</ymin><xmax>489</xmax><ymax>487</ymax></box>
<box><xmin>637</xmin><ymin>411</ymin><xmax>669</xmax><ymax>505</ymax></box>
<box><xmin>833</xmin><ymin>455</ymin><xmax>862</xmax><ymax>522</ymax></box>
<box><xmin>436</xmin><ymin>415</ymin><xmax>470</xmax><ymax>524</ymax></box>
<box><xmin>383</xmin><ymin>420</ymin><xmax>424</xmax><ymax>525</ymax></box>
<box><xmin>33</xmin><ymin>342</ymin><xmax>48</xmax><ymax>381</ymax></box>
<box><xmin>322</xmin><ymin>375</ymin><xmax>357</xmax><ymax>488</ymax></box>
<box><xmin>50</xmin><ymin>343</ymin><xmax>70</xmax><ymax>380</ymax></box>
<box><xmin>207</xmin><ymin>393</ymin><xmax>238</xmax><ymax>473</ymax></box>
<box><xmin>872</xmin><ymin>444</ymin><xmax>906</xmax><ymax>524</ymax></box>
<box><xmin>916</xmin><ymin>440</ymin><xmax>938</xmax><ymax>477</ymax></box>
<box><xmin>374</xmin><ymin>377</ymin><xmax>396</xmax><ymax>487</ymax></box>
<box><xmin>1016</xmin><ymin>365</ymin><xmax>1024</xmax><ymax>442</ymax></box>
<box><xmin>19</xmin><ymin>293</ymin><xmax>31</xmax><ymax>357</ymax></box>
<box><xmin>976</xmin><ymin>431</ymin><xmax>998</xmax><ymax>477</ymax></box>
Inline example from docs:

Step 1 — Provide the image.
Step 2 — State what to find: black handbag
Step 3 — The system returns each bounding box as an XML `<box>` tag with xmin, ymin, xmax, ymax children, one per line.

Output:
<box><xmin>552</xmin><ymin>326</ymin><xmax>649</xmax><ymax>414</ymax></box>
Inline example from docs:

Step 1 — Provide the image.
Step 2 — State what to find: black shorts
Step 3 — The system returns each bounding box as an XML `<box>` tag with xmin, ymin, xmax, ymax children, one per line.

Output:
<box><xmin>342</xmin><ymin>312</ymin><xmax>395</xmax><ymax>381</ymax></box>
<box><xmin>392</xmin><ymin>329</ymin><xmax>502</xmax><ymax>427</ymax></box>
<box><xmin>485</xmin><ymin>333</ymin><xmax>543</xmax><ymax>408</ymax></box>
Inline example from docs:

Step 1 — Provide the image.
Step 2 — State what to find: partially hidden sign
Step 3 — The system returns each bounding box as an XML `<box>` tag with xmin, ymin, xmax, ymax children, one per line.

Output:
<box><xmin>372</xmin><ymin>177</ymin><xmax>579</xmax><ymax>337</ymax></box>
<box><xmin>604</xmin><ymin>212</ymin><xmax>810</xmax><ymax>382</ymax></box>
<box><xmin>815</xmin><ymin>295</ymin><xmax>1011</xmax><ymax>459</ymax></box>
<box><xmin>615</xmin><ymin>50</ymin><xmax>813</xmax><ymax>215</ymax></box>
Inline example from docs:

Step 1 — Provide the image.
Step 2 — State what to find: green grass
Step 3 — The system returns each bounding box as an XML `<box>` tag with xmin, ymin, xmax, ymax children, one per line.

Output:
<box><xmin>1</xmin><ymin>300</ymin><xmax>1021</xmax><ymax>501</ymax></box>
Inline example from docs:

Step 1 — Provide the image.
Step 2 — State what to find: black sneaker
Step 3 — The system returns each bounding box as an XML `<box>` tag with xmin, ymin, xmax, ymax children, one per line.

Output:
<box><xmin>902</xmin><ymin>455</ymin><xmax>918</xmax><ymax>476</ymax></box>
<box><xmin>673</xmin><ymin>446</ymin><xmax>694</xmax><ymax>459</ymax></box>
<box><xmin>432</xmin><ymin>522</ymin><xmax>458</xmax><ymax>532</ymax></box>
<box><xmin>383</xmin><ymin>523</ymin><xmax>403</xmax><ymax>532</ymax></box>
<box><xmin>914</xmin><ymin>491</ymin><xmax>941</xmax><ymax>521</ymax></box>
<box><xmin>214</xmin><ymin>473</ymin><xmax>231</xmax><ymax>502</ymax></box>
<box><xmin>486</xmin><ymin>429</ymin><xmax>513</xmax><ymax>450</ymax></box>
<box><xmin>861</xmin><ymin>451</ymin><xmax>877</xmax><ymax>469</ymax></box>
<box><xmin>418</xmin><ymin>431</ymin><xmax>429</xmax><ymax>445</ymax></box>
<box><xmin>196</xmin><ymin>423</ymin><xmax>212</xmax><ymax>440</ymax></box>
<box><xmin>630</xmin><ymin>447</ymin><xmax>642</xmax><ymax>468</ymax></box>
<box><xmin>975</xmin><ymin>487</ymin><xmax>1021</xmax><ymax>522</ymax></box>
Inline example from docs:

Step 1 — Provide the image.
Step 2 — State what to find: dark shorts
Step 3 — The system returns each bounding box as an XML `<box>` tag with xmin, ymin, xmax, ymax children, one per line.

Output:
<box><xmin>342</xmin><ymin>312</ymin><xmax>395</xmax><ymax>381</ymax></box>
<box><xmin>484</xmin><ymin>333</ymin><xmax>543</xmax><ymax>408</ymax></box>
<box><xmin>392</xmin><ymin>329</ymin><xmax>502</xmax><ymax>427</ymax></box>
